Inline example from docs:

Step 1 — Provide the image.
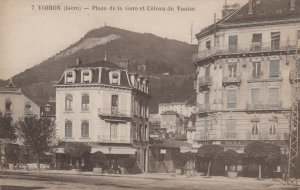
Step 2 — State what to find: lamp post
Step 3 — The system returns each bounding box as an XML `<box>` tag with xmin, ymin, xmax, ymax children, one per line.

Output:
<box><xmin>108</xmin><ymin>147</ymin><xmax>112</xmax><ymax>169</ymax></box>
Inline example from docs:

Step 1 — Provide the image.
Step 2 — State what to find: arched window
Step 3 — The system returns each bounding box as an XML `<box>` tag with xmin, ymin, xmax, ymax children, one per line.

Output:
<box><xmin>66</xmin><ymin>71</ymin><xmax>74</xmax><ymax>83</ymax></box>
<box><xmin>82</xmin><ymin>94</ymin><xmax>89</xmax><ymax>111</ymax></box>
<box><xmin>65</xmin><ymin>121</ymin><xmax>72</xmax><ymax>138</ymax></box>
<box><xmin>5</xmin><ymin>98</ymin><xmax>12</xmax><ymax>112</ymax></box>
<box><xmin>81</xmin><ymin>121</ymin><xmax>89</xmax><ymax>138</ymax></box>
<box><xmin>65</xmin><ymin>94</ymin><xmax>73</xmax><ymax>111</ymax></box>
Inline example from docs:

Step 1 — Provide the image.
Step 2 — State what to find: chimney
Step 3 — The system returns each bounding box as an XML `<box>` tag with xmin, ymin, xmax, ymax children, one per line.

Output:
<box><xmin>290</xmin><ymin>0</ymin><xmax>296</xmax><ymax>10</ymax></box>
<box><xmin>76</xmin><ymin>57</ymin><xmax>82</xmax><ymax>65</ymax></box>
<box><xmin>248</xmin><ymin>0</ymin><xmax>253</xmax><ymax>14</ymax></box>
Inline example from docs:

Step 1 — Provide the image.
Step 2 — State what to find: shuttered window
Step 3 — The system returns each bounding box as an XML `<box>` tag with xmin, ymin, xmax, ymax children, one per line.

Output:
<box><xmin>203</xmin><ymin>120</ymin><xmax>209</xmax><ymax>133</ymax></box>
<box><xmin>269</xmin><ymin>60</ymin><xmax>280</xmax><ymax>77</ymax></box>
<box><xmin>228</xmin><ymin>63</ymin><xmax>237</xmax><ymax>77</ymax></box>
<box><xmin>226</xmin><ymin>120</ymin><xmax>236</xmax><ymax>131</ymax></box>
<box><xmin>65</xmin><ymin>94</ymin><xmax>73</xmax><ymax>111</ymax></box>
<box><xmin>227</xmin><ymin>89</ymin><xmax>237</xmax><ymax>108</ymax></box>
<box><xmin>229</xmin><ymin>35</ymin><xmax>238</xmax><ymax>52</ymax></box>
<box><xmin>204</xmin><ymin>92</ymin><xmax>209</xmax><ymax>105</ymax></box>
<box><xmin>269</xmin><ymin>88</ymin><xmax>279</xmax><ymax>104</ymax></box>
<box><xmin>251</xmin><ymin>88</ymin><xmax>260</xmax><ymax>105</ymax></box>
<box><xmin>252</xmin><ymin>33</ymin><xmax>262</xmax><ymax>43</ymax></box>
<box><xmin>297</xmin><ymin>30</ymin><xmax>300</xmax><ymax>39</ymax></box>
<box><xmin>81</xmin><ymin>121</ymin><xmax>89</xmax><ymax>138</ymax></box>
<box><xmin>206</xmin><ymin>40</ymin><xmax>211</xmax><ymax>49</ymax></box>
<box><xmin>205</xmin><ymin>66</ymin><xmax>210</xmax><ymax>76</ymax></box>
<box><xmin>111</xmin><ymin>123</ymin><xmax>118</xmax><ymax>140</ymax></box>
<box><xmin>65</xmin><ymin>121</ymin><xmax>72</xmax><ymax>138</ymax></box>
<box><xmin>271</xmin><ymin>32</ymin><xmax>280</xmax><ymax>50</ymax></box>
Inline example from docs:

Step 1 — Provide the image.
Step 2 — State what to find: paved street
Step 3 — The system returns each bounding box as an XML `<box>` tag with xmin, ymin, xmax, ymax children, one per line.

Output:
<box><xmin>0</xmin><ymin>171</ymin><xmax>298</xmax><ymax>190</ymax></box>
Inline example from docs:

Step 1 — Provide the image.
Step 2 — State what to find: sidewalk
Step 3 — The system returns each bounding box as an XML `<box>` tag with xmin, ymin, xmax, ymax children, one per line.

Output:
<box><xmin>1</xmin><ymin>168</ymin><xmax>299</xmax><ymax>189</ymax></box>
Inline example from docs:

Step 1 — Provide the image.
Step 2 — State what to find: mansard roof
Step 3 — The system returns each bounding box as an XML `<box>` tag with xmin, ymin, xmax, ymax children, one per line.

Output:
<box><xmin>196</xmin><ymin>0</ymin><xmax>300</xmax><ymax>39</ymax></box>
<box><xmin>69</xmin><ymin>60</ymin><xmax>121</xmax><ymax>69</ymax></box>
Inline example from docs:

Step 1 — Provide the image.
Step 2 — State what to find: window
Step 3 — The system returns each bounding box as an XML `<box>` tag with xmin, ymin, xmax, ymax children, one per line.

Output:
<box><xmin>269</xmin><ymin>118</ymin><xmax>278</xmax><ymax>135</ymax></box>
<box><xmin>206</xmin><ymin>40</ymin><xmax>211</xmax><ymax>50</ymax></box>
<box><xmin>269</xmin><ymin>60</ymin><xmax>280</xmax><ymax>77</ymax></box>
<box><xmin>227</xmin><ymin>89</ymin><xmax>237</xmax><ymax>108</ymax></box>
<box><xmin>252</xmin><ymin>62</ymin><xmax>261</xmax><ymax>78</ymax></box>
<box><xmin>66</xmin><ymin>72</ymin><xmax>73</xmax><ymax>83</ymax></box>
<box><xmin>204</xmin><ymin>92</ymin><xmax>209</xmax><ymax>106</ymax></box>
<box><xmin>110</xmin><ymin>123</ymin><xmax>118</xmax><ymax>140</ymax></box>
<box><xmin>251</xmin><ymin>120</ymin><xmax>259</xmax><ymax>135</ymax></box>
<box><xmin>251</xmin><ymin>88</ymin><xmax>260</xmax><ymax>105</ymax></box>
<box><xmin>271</xmin><ymin>32</ymin><xmax>280</xmax><ymax>50</ymax></box>
<box><xmin>65</xmin><ymin>121</ymin><xmax>72</xmax><ymax>138</ymax></box>
<box><xmin>45</xmin><ymin>104</ymin><xmax>50</xmax><ymax>112</ymax></box>
<box><xmin>226</xmin><ymin>120</ymin><xmax>236</xmax><ymax>138</ymax></box>
<box><xmin>81</xmin><ymin>121</ymin><xmax>89</xmax><ymax>138</ymax></box>
<box><xmin>228</xmin><ymin>63</ymin><xmax>237</xmax><ymax>77</ymax></box>
<box><xmin>25</xmin><ymin>102</ymin><xmax>31</xmax><ymax>113</ymax></box>
<box><xmin>112</xmin><ymin>73</ymin><xmax>119</xmax><ymax>84</ymax></box>
<box><xmin>82</xmin><ymin>94</ymin><xmax>89</xmax><ymax>111</ymax></box>
<box><xmin>111</xmin><ymin>95</ymin><xmax>118</xmax><ymax>114</ymax></box>
<box><xmin>65</xmin><ymin>94</ymin><xmax>73</xmax><ymax>111</ymax></box>
<box><xmin>5</xmin><ymin>98</ymin><xmax>12</xmax><ymax>112</ymax></box>
<box><xmin>251</xmin><ymin>33</ymin><xmax>262</xmax><ymax>51</ymax></box>
<box><xmin>297</xmin><ymin>30</ymin><xmax>300</xmax><ymax>39</ymax></box>
<box><xmin>228</xmin><ymin>35</ymin><xmax>238</xmax><ymax>52</ymax></box>
<box><xmin>205</xmin><ymin>66</ymin><xmax>210</xmax><ymax>77</ymax></box>
<box><xmin>203</xmin><ymin>120</ymin><xmax>209</xmax><ymax>133</ymax></box>
<box><xmin>82</xmin><ymin>72</ymin><xmax>90</xmax><ymax>83</ymax></box>
<box><xmin>269</xmin><ymin>88</ymin><xmax>279</xmax><ymax>104</ymax></box>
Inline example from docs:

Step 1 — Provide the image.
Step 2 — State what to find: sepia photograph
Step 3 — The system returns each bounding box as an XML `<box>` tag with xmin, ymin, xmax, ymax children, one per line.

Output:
<box><xmin>0</xmin><ymin>0</ymin><xmax>299</xmax><ymax>189</ymax></box>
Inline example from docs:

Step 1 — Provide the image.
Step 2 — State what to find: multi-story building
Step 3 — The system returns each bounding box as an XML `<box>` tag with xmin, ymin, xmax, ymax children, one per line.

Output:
<box><xmin>160</xmin><ymin>111</ymin><xmax>183</xmax><ymax>134</ymax></box>
<box><xmin>0</xmin><ymin>80</ymin><xmax>40</xmax><ymax>120</ymax></box>
<box><xmin>193</xmin><ymin>0</ymin><xmax>300</xmax><ymax>152</ymax></box>
<box><xmin>55</xmin><ymin>59</ymin><xmax>150</xmax><ymax>172</ymax></box>
<box><xmin>158</xmin><ymin>102</ymin><xmax>195</xmax><ymax>117</ymax></box>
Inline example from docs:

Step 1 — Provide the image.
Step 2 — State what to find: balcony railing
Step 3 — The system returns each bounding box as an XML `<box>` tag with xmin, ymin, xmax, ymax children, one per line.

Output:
<box><xmin>198</xmin><ymin>76</ymin><xmax>212</xmax><ymax>88</ymax></box>
<box><xmin>193</xmin><ymin>41</ymin><xmax>298</xmax><ymax>62</ymax></box>
<box><xmin>289</xmin><ymin>71</ymin><xmax>300</xmax><ymax>82</ymax></box>
<box><xmin>222</xmin><ymin>76</ymin><xmax>241</xmax><ymax>86</ymax></box>
<box><xmin>98</xmin><ymin>108</ymin><xmax>131</xmax><ymax>121</ymax></box>
<box><xmin>246</xmin><ymin>101</ymin><xmax>282</xmax><ymax>111</ymax></box>
<box><xmin>222</xmin><ymin>131</ymin><xmax>238</xmax><ymax>139</ymax></box>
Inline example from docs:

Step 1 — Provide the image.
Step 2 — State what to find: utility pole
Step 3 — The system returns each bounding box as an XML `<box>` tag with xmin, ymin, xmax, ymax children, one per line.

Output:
<box><xmin>287</xmin><ymin>39</ymin><xmax>299</xmax><ymax>186</ymax></box>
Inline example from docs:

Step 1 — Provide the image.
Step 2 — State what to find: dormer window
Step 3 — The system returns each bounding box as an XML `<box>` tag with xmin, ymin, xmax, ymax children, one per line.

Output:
<box><xmin>82</xmin><ymin>70</ymin><xmax>92</xmax><ymax>83</ymax></box>
<box><xmin>66</xmin><ymin>72</ymin><xmax>74</xmax><ymax>83</ymax></box>
<box><xmin>5</xmin><ymin>98</ymin><xmax>12</xmax><ymax>112</ymax></box>
<box><xmin>111</xmin><ymin>72</ymin><xmax>119</xmax><ymax>85</ymax></box>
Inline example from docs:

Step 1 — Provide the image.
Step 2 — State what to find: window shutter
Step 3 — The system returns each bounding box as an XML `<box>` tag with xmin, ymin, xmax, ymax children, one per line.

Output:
<box><xmin>204</xmin><ymin>92</ymin><xmax>209</xmax><ymax>105</ymax></box>
<box><xmin>269</xmin><ymin>88</ymin><xmax>279</xmax><ymax>103</ymax></box>
<box><xmin>229</xmin><ymin>35</ymin><xmax>238</xmax><ymax>45</ymax></box>
<box><xmin>82</xmin><ymin>94</ymin><xmax>89</xmax><ymax>104</ymax></box>
<box><xmin>227</xmin><ymin>89</ymin><xmax>236</xmax><ymax>108</ymax></box>
<box><xmin>251</xmin><ymin>89</ymin><xmax>260</xmax><ymax>104</ymax></box>
<box><xmin>65</xmin><ymin>121</ymin><xmax>72</xmax><ymax>137</ymax></box>
<box><xmin>269</xmin><ymin>60</ymin><xmax>279</xmax><ymax>77</ymax></box>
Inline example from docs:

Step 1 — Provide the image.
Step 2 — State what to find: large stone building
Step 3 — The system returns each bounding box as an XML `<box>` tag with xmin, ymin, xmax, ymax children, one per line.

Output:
<box><xmin>193</xmin><ymin>0</ymin><xmax>300</xmax><ymax>152</ymax></box>
<box><xmin>0</xmin><ymin>80</ymin><xmax>40</xmax><ymax>120</ymax></box>
<box><xmin>55</xmin><ymin>59</ymin><xmax>150</xmax><ymax>172</ymax></box>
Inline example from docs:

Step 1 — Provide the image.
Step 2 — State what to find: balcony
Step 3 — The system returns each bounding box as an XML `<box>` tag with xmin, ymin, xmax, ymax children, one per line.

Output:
<box><xmin>222</xmin><ymin>76</ymin><xmax>241</xmax><ymax>87</ymax></box>
<box><xmin>193</xmin><ymin>41</ymin><xmax>297</xmax><ymax>62</ymax></box>
<box><xmin>222</xmin><ymin>131</ymin><xmax>238</xmax><ymax>139</ymax></box>
<box><xmin>98</xmin><ymin>108</ymin><xmax>131</xmax><ymax>122</ymax></box>
<box><xmin>196</xmin><ymin>104</ymin><xmax>211</xmax><ymax>114</ymax></box>
<box><xmin>246</xmin><ymin>101</ymin><xmax>282</xmax><ymax>112</ymax></box>
<box><xmin>198</xmin><ymin>76</ymin><xmax>212</xmax><ymax>90</ymax></box>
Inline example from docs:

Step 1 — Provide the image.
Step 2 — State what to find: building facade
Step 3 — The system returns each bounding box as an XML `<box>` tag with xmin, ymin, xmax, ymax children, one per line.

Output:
<box><xmin>160</xmin><ymin>111</ymin><xmax>183</xmax><ymax>134</ymax></box>
<box><xmin>0</xmin><ymin>80</ymin><xmax>40</xmax><ymax>120</ymax></box>
<box><xmin>158</xmin><ymin>102</ymin><xmax>195</xmax><ymax>117</ymax></box>
<box><xmin>55</xmin><ymin>59</ymin><xmax>150</xmax><ymax>172</ymax></box>
<box><xmin>193</xmin><ymin>0</ymin><xmax>300</xmax><ymax>152</ymax></box>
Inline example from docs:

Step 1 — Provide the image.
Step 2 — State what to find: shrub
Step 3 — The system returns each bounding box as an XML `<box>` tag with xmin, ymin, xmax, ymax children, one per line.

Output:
<box><xmin>90</xmin><ymin>151</ymin><xmax>106</xmax><ymax>168</ymax></box>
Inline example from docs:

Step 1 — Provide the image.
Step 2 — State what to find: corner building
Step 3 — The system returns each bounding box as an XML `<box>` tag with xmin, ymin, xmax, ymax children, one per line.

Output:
<box><xmin>55</xmin><ymin>60</ymin><xmax>150</xmax><ymax>172</ymax></box>
<box><xmin>193</xmin><ymin>0</ymin><xmax>300</xmax><ymax>152</ymax></box>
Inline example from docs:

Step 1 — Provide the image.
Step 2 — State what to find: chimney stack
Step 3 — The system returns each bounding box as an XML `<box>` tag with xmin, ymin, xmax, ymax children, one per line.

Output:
<box><xmin>76</xmin><ymin>57</ymin><xmax>82</xmax><ymax>65</ymax></box>
<box><xmin>248</xmin><ymin>0</ymin><xmax>253</xmax><ymax>15</ymax></box>
<box><xmin>290</xmin><ymin>0</ymin><xmax>296</xmax><ymax>10</ymax></box>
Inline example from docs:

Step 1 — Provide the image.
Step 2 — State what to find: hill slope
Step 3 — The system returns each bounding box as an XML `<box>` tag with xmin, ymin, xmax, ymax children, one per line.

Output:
<box><xmin>9</xmin><ymin>26</ymin><xmax>197</xmax><ymax>113</ymax></box>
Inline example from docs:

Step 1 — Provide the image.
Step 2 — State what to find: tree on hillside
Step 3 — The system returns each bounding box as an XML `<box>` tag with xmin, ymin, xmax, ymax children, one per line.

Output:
<box><xmin>197</xmin><ymin>144</ymin><xmax>224</xmax><ymax>177</ymax></box>
<box><xmin>244</xmin><ymin>141</ymin><xmax>281</xmax><ymax>179</ymax></box>
<box><xmin>64</xmin><ymin>142</ymin><xmax>91</xmax><ymax>171</ymax></box>
<box><xmin>0</xmin><ymin>114</ymin><xmax>16</xmax><ymax>168</ymax></box>
<box><xmin>14</xmin><ymin>116</ymin><xmax>56</xmax><ymax>171</ymax></box>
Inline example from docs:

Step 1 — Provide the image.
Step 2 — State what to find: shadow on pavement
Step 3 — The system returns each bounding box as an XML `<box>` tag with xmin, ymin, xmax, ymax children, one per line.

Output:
<box><xmin>0</xmin><ymin>185</ymin><xmax>45</xmax><ymax>190</ymax></box>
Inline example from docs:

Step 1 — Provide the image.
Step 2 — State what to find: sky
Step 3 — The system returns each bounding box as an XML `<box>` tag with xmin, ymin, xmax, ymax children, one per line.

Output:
<box><xmin>0</xmin><ymin>0</ymin><xmax>247</xmax><ymax>80</ymax></box>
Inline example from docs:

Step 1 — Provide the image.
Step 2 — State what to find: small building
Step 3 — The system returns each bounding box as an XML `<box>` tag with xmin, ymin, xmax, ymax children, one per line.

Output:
<box><xmin>0</xmin><ymin>80</ymin><xmax>40</xmax><ymax>120</ymax></box>
<box><xmin>158</xmin><ymin>102</ymin><xmax>195</xmax><ymax>117</ymax></box>
<box><xmin>160</xmin><ymin>111</ymin><xmax>183</xmax><ymax>134</ymax></box>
